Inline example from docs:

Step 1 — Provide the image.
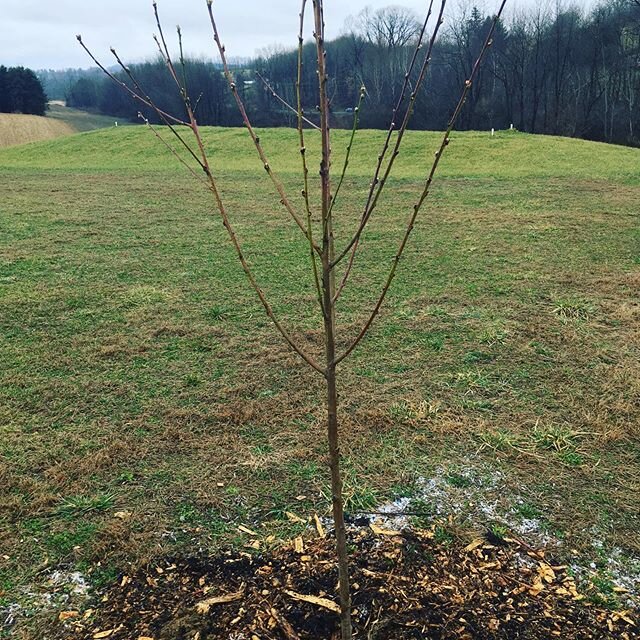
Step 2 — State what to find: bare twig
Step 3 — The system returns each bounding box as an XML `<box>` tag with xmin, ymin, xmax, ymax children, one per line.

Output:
<box><xmin>108</xmin><ymin>46</ymin><xmax>204</xmax><ymax>170</ymax></box>
<box><xmin>138</xmin><ymin>113</ymin><xmax>207</xmax><ymax>185</ymax></box>
<box><xmin>332</xmin><ymin>0</ymin><xmax>444</xmax><ymax>303</ymax></box>
<box><xmin>87</xmin><ymin>4</ymin><xmax>325</xmax><ymax>375</ymax></box>
<box><xmin>150</xmin><ymin>6</ymin><xmax>325</xmax><ymax>369</ymax></box>
<box><xmin>336</xmin><ymin>0</ymin><xmax>508</xmax><ymax>366</ymax></box>
<box><xmin>205</xmin><ymin>0</ymin><xmax>321</xmax><ymax>254</ymax></box>
<box><xmin>177</xmin><ymin>26</ymin><xmax>191</xmax><ymax>105</ymax></box>
<box><xmin>75</xmin><ymin>35</ymin><xmax>189</xmax><ymax>127</ymax></box>
<box><xmin>192</xmin><ymin>121</ymin><xmax>324</xmax><ymax>374</ymax></box>
<box><xmin>152</xmin><ymin>2</ymin><xmax>189</xmax><ymax>105</ymax></box>
<box><xmin>296</xmin><ymin>0</ymin><xmax>325</xmax><ymax>316</ymax></box>
<box><xmin>332</xmin><ymin>0</ymin><xmax>445</xmax><ymax>278</ymax></box>
<box><xmin>256</xmin><ymin>71</ymin><xmax>320</xmax><ymax>130</ymax></box>
<box><xmin>328</xmin><ymin>85</ymin><xmax>366</xmax><ymax>227</ymax></box>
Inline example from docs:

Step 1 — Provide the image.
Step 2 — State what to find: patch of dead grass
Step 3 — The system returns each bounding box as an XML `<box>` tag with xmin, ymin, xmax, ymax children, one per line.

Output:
<box><xmin>0</xmin><ymin>113</ymin><xmax>75</xmax><ymax>147</ymax></box>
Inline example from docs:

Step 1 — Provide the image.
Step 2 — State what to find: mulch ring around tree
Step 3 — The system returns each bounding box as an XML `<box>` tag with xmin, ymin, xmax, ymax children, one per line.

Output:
<box><xmin>56</xmin><ymin>526</ymin><xmax>638</xmax><ymax>640</ymax></box>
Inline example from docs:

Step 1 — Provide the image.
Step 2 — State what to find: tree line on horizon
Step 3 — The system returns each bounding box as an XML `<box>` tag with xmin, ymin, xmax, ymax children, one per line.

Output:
<box><xmin>0</xmin><ymin>66</ymin><xmax>47</xmax><ymax>116</ymax></box>
<box><xmin>44</xmin><ymin>0</ymin><xmax>639</xmax><ymax>147</ymax></box>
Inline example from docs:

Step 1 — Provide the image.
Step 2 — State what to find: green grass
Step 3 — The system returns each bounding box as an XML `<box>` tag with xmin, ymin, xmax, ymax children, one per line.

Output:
<box><xmin>2</xmin><ymin>125</ymin><xmax>639</xmax><ymax>182</ymax></box>
<box><xmin>0</xmin><ymin>126</ymin><xmax>639</xmax><ymax>632</ymax></box>
<box><xmin>46</xmin><ymin>103</ymin><xmax>126</xmax><ymax>132</ymax></box>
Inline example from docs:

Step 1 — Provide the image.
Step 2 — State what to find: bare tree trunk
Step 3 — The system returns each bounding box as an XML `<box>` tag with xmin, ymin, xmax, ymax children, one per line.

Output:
<box><xmin>314</xmin><ymin>1</ymin><xmax>352</xmax><ymax>636</ymax></box>
<box><xmin>323</xmin><ymin>319</ymin><xmax>352</xmax><ymax>639</ymax></box>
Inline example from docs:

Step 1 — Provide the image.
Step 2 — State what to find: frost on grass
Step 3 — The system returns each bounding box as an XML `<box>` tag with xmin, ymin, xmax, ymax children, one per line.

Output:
<box><xmin>375</xmin><ymin>464</ymin><xmax>548</xmax><ymax>543</ymax></box>
<box><xmin>47</xmin><ymin>570</ymin><xmax>90</xmax><ymax>596</ymax></box>
<box><xmin>2</xmin><ymin>603</ymin><xmax>21</xmax><ymax>630</ymax></box>
<box><xmin>369</xmin><ymin>462</ymin><xmax>639</xmax><ymax>608</ymax></box>
<box><xmin>0</xmin><ymin>569</ymin><xmax>91</xmax><ymax>634</ymax></box>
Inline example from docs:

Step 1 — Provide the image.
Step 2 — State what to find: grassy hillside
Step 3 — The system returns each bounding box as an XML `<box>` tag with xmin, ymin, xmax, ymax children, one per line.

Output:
<box><xmin>2</xmin><ymin>125</ymin><xmax>639</xmax><ymax>183</ymax></box>
<box><xmin>0</xmin><ymin>113</ymin><xmax>76</xmax><ymax>148</ymax></box>
<box><xmin>0</xmin><ymin>127</ymin><xmax>639</xmax><ymax>634</ymax></box>
<box><xmin>0</xmin><ymin>105</ymin><xmax>126</xmax><ymax>149</ymax></box>
<box><xmin>46</xmin><ymin>103</ymin><xmax>126</xmax><ymax>133</ymax></box>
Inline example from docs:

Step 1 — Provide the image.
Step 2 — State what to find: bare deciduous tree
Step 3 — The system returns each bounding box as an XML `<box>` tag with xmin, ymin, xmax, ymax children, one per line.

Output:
<box><xmin>79</xmin><ymin>1</ymin><xmax>507</xmax><ymax>637</ymax></box>
<box><xmin>357</xmin><ymin>5</ymin><xmax>423</xmax><ymax>48</ymax></box>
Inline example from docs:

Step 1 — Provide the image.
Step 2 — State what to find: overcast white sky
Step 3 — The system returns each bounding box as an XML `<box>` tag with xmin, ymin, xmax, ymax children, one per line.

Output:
<box><xmin>1</xmin><ymin>0</ymin><xmax>598</xmax><ymax>71</ymax></box>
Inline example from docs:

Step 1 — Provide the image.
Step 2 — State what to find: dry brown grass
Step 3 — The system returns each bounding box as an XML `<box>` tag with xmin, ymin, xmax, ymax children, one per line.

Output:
<box><xmin>0</xmin><ymin>113</ymin><xmax>75</xmax><ymax>147</ymax></box>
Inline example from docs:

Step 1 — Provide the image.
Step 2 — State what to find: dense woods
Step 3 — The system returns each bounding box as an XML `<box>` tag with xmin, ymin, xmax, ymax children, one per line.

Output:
<box><xmin>43</xmin><ymin>0</ymin><xmax>640</xmax><ymax>146</ymax></box>
<box><xmin>255</xmin><ymin>0</ymin><xmax>640</xmax><ymax>145</ymax></box>
<box><xmin>0</xmin><ymin>66</ymin><xmax>48</xmax><ymax>116</ymax></box>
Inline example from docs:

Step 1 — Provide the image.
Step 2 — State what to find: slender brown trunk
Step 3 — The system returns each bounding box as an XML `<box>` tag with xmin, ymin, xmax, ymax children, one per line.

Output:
<box><xmin>314</xmin><ymin>1</ymin><xmax>351</xmax><ymax>635</ymax></box>
<box><xmin>323</xmin><ymin>312</ymin><xmax>352</xmax><ymax>639</ymax></box>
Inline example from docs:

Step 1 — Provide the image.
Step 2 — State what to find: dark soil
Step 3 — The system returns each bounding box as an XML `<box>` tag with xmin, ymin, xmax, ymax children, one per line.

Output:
<box><xmin>54</xmin><ymin>527</ymin><xmax>637</xmax><ymax>639</ymax></box>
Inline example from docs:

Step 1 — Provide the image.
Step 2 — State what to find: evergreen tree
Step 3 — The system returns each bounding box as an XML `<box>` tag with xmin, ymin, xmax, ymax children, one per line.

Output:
<box><xmin>0</xmin><ymin>66</ymin><xmax>12</xmax><ymax>113</ymax></box>
<box><xmin>0</xmin><ymin>66</ymin><xmax>47</xmax><ymax>115</ymax></box>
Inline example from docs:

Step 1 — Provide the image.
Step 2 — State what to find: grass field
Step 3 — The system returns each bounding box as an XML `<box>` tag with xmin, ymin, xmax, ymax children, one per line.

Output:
<box><xmin>0</xmin><ymin>126</ymin><xmax>639</xmax><ymax>634</ymax></box>
<box><xmin>45</xmin><ymin>103</ymin><xmax>124</xmax><ymax>133</ymax></box>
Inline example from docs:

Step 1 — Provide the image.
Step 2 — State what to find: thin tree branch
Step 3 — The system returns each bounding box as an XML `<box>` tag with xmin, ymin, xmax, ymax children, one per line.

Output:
<box><xmin>188</xmin><ymin>116</ymin><xmax>324</xmax><ymax>374</ymax></box>
<box><xmin>164</xmin><ymin>6</ymin><xmax>324</xmax><ymax>375</ymax></box>
<box><xmin>94</xmin><ymin>39</ymin><xmax>205</xmax><ymax>174</ymax></box>
<box><xmin>205</xmin><ymin>173</ymin><xmax>324</xmax><ymax>375</ymax></box>
<box><xmin>138</xmin><ymin>112</ymin><xmax>207</xmax><ymax>185</ymax></box>
<box><xmin>332</xmin><ymin>1</ymin><xmax>444</xmax><ymax>305</ymax></box>
<box><xmin>330</xmin><ymin>0</ymin><xmax>437</xmax><ymax>263</ymax></box>
<box><xmin>205</xmin><ymin>0</ymin><xmax>321</xmax><ymax>255</ymax></box>
<box><xmin>333</xmin><ymin>0</ymin><xmax>446</xmax><ymax>303</ymax></box>
<box><xmin>177</xmin><ymin>25</ymin><xmax>191</xmax><ymax>105</ymax></box>
<box><xmin>328</xmin><ymin>85</ymin><xmax>366</xmax><ymax>227</ymax></box>
<box><xmin>335</xmin><ymin>0</ymin><xmax>508</xmax><ymax>366</ymax></box>
<box><xmin>256</xmin><ymin>71</ymin><xmax>320</xmax><ymax>130</ymax></box>
<box><xmin>314</xmin><ymin>0</ymin><xmax>333</xmax><ymax>255</ymax></box>
<box><xmin>296</xmin><ymin>0</ymin><xmax>325</xmax><ymax>317</ymax></box>
<box><xmin>75</xmin><ymin>35</ymin><xmax>190</xmax><ymax>127</ymax></box>
<box><xmin>80</xmin><ymin>18</ymin><xmax>323</xmax><ymax>376</ymax></box>
<box><xmin>152</xmin><ymin>2</ymin><xmax>189</xmax><ymax>105</ymax></box>
<box><xmin>108</xmin><ymin>47</ymin><xmax>205</xmax><ymax>171</ymax></box>
<box><xmin>331</xmin><ymin>0</ymin><xmax>444</xmax><ymax>274</ymax></box>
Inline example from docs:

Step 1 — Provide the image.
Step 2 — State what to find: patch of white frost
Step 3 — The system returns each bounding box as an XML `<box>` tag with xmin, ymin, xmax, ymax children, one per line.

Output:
<box><xmin>370</xmin><ymin>461</ymin><xmax>639</xmax><ymax>606</ymax></box>
<box><xmin>1</xmin><ymin>569</ymin><xmax>92</xmax><ymax>633</ymax></box>
<box><xmin>47</xmin><ymin>570</ymin><xmax>90</xmax><ymax>596</ymax></box>
<box><xmin>1</xmin><ymin>603</ymin><xmax>21</xmax><ymax>629</ymax></box>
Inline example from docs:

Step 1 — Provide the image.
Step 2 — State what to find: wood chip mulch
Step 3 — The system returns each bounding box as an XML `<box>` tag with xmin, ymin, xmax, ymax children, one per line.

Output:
<box><xmin>56</xmin><ymin>527</ymin><xmax>638</xmax><ymax>639</ymax></box>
